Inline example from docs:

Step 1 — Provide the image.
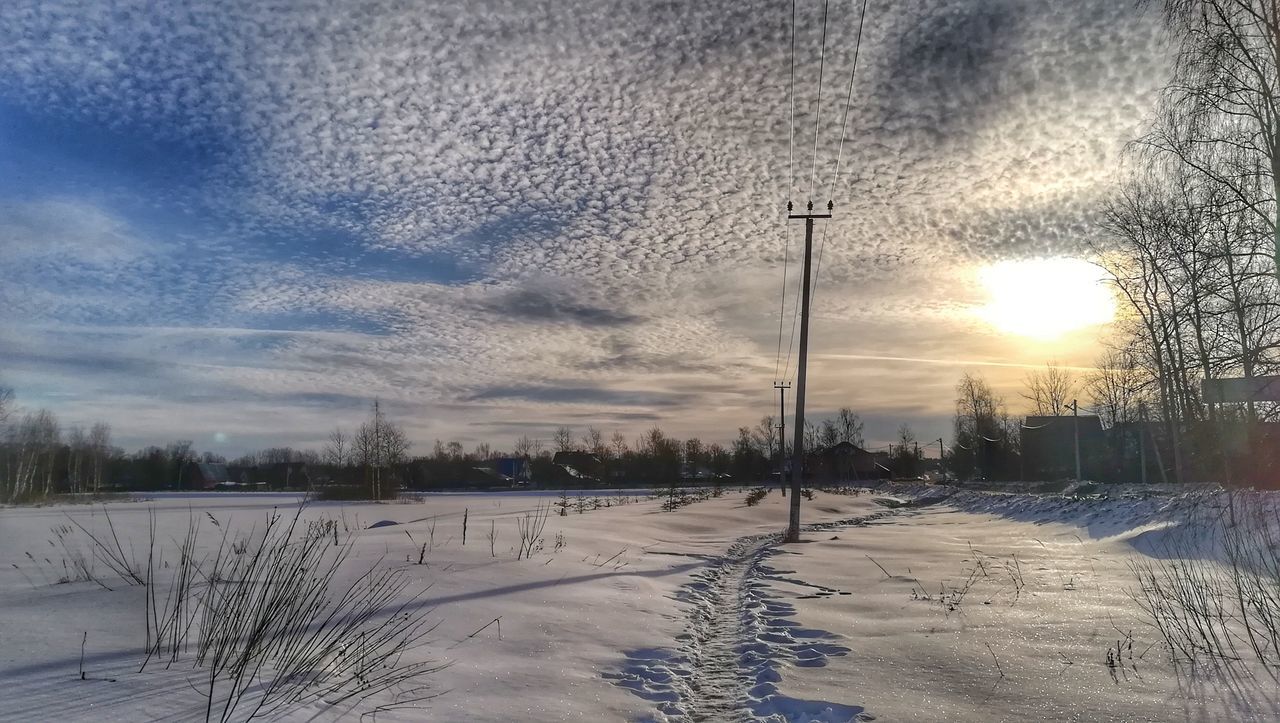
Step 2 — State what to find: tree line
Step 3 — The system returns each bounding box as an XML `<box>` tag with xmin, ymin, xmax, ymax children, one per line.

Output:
<box><xmin>1087</xmin><ymin>1</ymin><xmax>1280</xmax><ymax>484</ymax></box>
<box><xmin>0</xmin><ymin>382</ymin><xmax>894</xmax><ymax>501</ymax></box>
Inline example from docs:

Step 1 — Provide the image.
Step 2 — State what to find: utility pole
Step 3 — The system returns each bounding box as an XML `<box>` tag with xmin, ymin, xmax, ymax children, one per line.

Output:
<box><xmin>1069</xmin><ymin>399</ymin><xmax>1081</xmax><ymax>482</ymax></box>
<box><xmin>937</xmin><ymin>438</ymin><xmax>944</xmax><ymax>477</ymax></box>
<box><xmin>774</xmin><ymin>381</ymin><xmax>790</xmax><ymax>488</ymax></box>
<box><xmin>1138</xmin><ymin>401</ymin><xmax>1148</xmax><ymax>485</ymax></box>
<box><xmin>786</xmin><ymin>200</ymin><xmax>832</xmax><ymax>543</ymax></box>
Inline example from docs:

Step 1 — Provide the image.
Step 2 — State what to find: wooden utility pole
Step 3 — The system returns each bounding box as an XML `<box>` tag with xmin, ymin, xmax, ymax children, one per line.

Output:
<box><xmin>774</xmin><ymin>381</ymin><xmax>791</xmax><ymax>487</ymax></box>
<box><xmin>1138</xmin><ymin>401</ymin><xmax>1148</xmax><ymax>485</ymax></box>
<box><xmin>786</xmin><ymin>200</ymin><xmax>832</xmax><ymax>543</ymax></box>
<box><xmin>1069</xmin><ymin>399</ymin><xmax>1081</xmax><ymax>482</ymax></box>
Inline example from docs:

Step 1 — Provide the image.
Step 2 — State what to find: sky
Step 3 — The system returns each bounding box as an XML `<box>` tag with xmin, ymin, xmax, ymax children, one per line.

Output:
<box><xmin>0</xmin><ymin>0</ymin><xmax>1173</xmax><ymax>456</ymax></box>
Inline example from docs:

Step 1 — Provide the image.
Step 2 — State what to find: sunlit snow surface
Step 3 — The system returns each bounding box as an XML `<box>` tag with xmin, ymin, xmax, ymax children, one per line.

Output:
<box><xmin>1</xmin><ymin>486</ymin><xmax>1276</xmax><ymax>721</ymax></box>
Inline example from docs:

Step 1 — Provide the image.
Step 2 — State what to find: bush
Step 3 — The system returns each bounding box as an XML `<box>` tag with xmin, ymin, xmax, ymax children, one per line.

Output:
<box><xmin>1130</xmin><ymin>492</ymin><xmax>1280</xmax><ymax>666</ymax></box>
<box><xmin>745</xmin><ymin>488</ymin><xmax>768</xmax><ymax>507</ymax></box>
<box><xmin>140</xmin><ymin>506</ymin><xmax>442</xmax><ymax>721</ymax></box>
<box><xmin>309</xmin><ymin>484</ymin><xmax>372</xmax><ymax>501</ymax></box>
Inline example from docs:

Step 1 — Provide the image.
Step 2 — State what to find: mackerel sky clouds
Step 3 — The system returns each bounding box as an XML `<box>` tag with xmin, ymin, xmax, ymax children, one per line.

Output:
<box><xmin>0</xmin><ymin>0</ymin><xmax>1171</xmax><ymax>454</ymax></box>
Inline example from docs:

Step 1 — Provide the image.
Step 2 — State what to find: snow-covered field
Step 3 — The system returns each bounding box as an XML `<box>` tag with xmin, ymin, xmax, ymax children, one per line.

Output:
<box><xmin>1</xmin><ymin>486</ymin><xmax>1275</xmax><ymax>721</ymax></box>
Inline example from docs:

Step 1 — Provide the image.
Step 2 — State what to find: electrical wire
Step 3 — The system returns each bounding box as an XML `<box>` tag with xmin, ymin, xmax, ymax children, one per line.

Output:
<box><xmin>787</xmin><ymin>0</ymin><xmax>798</xmax><ymax>202</ymax></box>
<box><xmin>806</xmin><ymin>0</ymin><xmax>832</xmax><ymax>203</ymax></box>
<box><xmin>781</xmin><ymin>247</ymin><xmax>804</xmax><ymax>382</ymax></box>
<box><xmin>774</xmin><ymin>0</ymin><xmax>800</xmax><ymax>384</ymax></box>
<box><xmin>810</xmin><ymin>0</ymin><xmax>870</xmax><ymax>312</ymax></box>
<box><xmin>821</xmin><ymin>0</ymin><xmax>870</xmax><ymax>205</ymax></box>
<box><xmin>773</xmin><ymin>224</ymin><xmax>793</xmax><ymax>383</ymax></box>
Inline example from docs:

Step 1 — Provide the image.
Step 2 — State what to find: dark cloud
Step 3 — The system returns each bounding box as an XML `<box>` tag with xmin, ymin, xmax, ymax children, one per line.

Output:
<box><xmin>465</xmin><ymin>384</ymin><xmax>681</xmax><ymax>408</ymax></box>
<box><xmin>877</xmin><ymin>1</ymin><xmax>1025</xmax><ymax>136</ymax></box>
<box><xmin>1</xmin><ymin>347</ymin><xmax>163</xmax><ymax>378</ymax></box>
<box><xmin>580</xmin><ymin>336</ymin><xmax>728</xmax><ymax>374</ymax></box>
<box><xmin>478</xmin><ymin>288</ymin><xmax>642</xmax><ymax>327</ymax></box>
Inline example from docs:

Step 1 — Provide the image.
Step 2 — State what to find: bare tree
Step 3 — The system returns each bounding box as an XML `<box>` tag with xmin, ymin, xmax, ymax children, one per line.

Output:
<box><xmin>803</xmin><ymin>420</ymin><xmax>819</xmax><ymax>454</ymax></box>
<box><xmin>897</xmin><ymin>423</ymin><xmax>917</xmax><ymax>448</ymax></box>
<box><xmin>167</xmin><ymin>440</ymin><xmax>195</xmax><ymax>490</ymax></box>
<box><xmin>818</xmin><ymin>419</ymin><xmax>839</xmax><ymax>448</ymax></box>
<box><xmin>552</xmin><ymin>426</ymin><xmax>574</xmax><ymax>453</ymax></box>
<box><xmin>66</xmin><ymin>425</ymin><xmax>87</xmax><ymax>493</ymax></box>
<box><xmin>953</xmin><ymin>373</ymin><xmax>1016</xmax><ymax>480</ymax></box>
<box><xmin>835</xmin><ymin>407</ymin><xmax>864</xmax><ymax>447</ymax></box>
<box><xmin>88</xmin><ymin>422</ymin><xmax>111</xmax><ymax>493</ymax></box>
<box><xmin>355</xmin><ymin>400</ymin><xmax>411</xmax><ymax>500</ymax></box>
<box><xmin>260</xmin><ymin>447</ymin><xmax>301</xmax><ymax>464</ymax></box>
<box><xmin>610</xmin><ymin>430</ymin><xmax>628</xmax><ymax>459</ymax></box>
<box><xmin>684</xmin><ymin>437</ymin><xmax>705</xmax><ymax>470</ymax></box>
<box><xmin>752</xmin><ymin>415</ymin><xmax>778</xmax><ymax>461</ymax></box>
<box><xmin>1085</xmin><ymin>348</ymin><xmax>1149</xmax><ymax>429</ymax></box>
<box><xmin>1098</xmin><ymin>152</ymin><xmax>1280</xmax><ymax>481</ymax></box>
<box><xmin>514</xmin><ymin>435</ymin><xmax>535</xmax><ymax>459</ymax></box>
<box><xmin>582</xmin><ymin>427</ymin><xmax>606</xmax><ymax>458</ymax></box>
<box><xmin>324</xmin><ymin>428</ymin><xmax>350</xmax><ymax>467</ymax></box>
<box><xmin>1150</xmin><ymin>0</ymin><xmax>1280</xmax><ymax>275</ymax></box>
<box><xmin>1021</xmin><ymin>362</ymin><xmax>1077</xmax><ymax>416</ymax></box>
<box><xmin>7</xmin><ymin>409</ymin><xmax>61</xmax><ymax>501</ymax></box>
<box><xmin>893</xmin><ymin>424</ymin><xmax>920</xmax><ymax>476</ymax></box>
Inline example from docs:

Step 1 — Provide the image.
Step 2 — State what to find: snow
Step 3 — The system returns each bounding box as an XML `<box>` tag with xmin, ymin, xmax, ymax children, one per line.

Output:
<box><xmin>1</xmin><ymin>486</ymin><xmax>1277</xmax><ymax>721</ymax></box>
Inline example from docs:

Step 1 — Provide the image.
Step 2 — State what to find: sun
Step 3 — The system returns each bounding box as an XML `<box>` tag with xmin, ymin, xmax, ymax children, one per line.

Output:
<box><xmin>975</xmin><ymin>257</ymin><xmax>1115</xmax><ymax>341</ymax></box>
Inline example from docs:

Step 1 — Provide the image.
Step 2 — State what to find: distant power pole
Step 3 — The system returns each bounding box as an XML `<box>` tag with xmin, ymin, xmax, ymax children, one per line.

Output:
<box><xmin>774</xmin><ymin>381</ymin><xmax>791</xmax><ymax>486</ymax></box>
<box><xmin>786</xmin><ymin>200</ymin><xmax>832</xmax><ymax>543</ymax></box>
<box><xmin>1138</xmin><ymin>401</ymin><xmax>1148</xmax><ymax>485</ymax></box>
<box><xmin>1069</xmin><ymin>399</ymin><xmax>1081</xmax><ymax>482</ymax></box>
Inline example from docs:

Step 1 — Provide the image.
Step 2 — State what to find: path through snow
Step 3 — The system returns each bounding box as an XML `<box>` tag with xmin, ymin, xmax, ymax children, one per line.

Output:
<box><xmin>607</xmin><ymin>505</ymin><xmax>905</xmax><ymax>722</ymax></box>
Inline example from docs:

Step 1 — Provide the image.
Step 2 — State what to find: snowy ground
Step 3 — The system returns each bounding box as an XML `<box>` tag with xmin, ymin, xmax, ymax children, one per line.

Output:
<box><xmin>1</xmin><ymin>486</ymin><xmax>1276</xmax><ymax>721</ymax></box>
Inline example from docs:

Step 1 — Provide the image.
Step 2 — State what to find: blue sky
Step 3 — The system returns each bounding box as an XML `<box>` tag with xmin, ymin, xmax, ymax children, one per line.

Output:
<box><xmin>0</xmin><ymin>0</ymin><xmax>1171</xmax><ymax>455</ymax></box>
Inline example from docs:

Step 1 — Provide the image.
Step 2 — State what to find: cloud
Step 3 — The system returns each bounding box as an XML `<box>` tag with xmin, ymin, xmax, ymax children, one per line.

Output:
<box><xmin>465</xmin><ymin>384</ymin><xmax>682</xmax><ymax>409</ymax></box>
<box><xmin>0</xmin><ymin>0</ymin><xmax>1173</xmax><ymax>452</ymax></box>
<box><xmin>0</xmin><ymin>199</ymin><xmax>153</xmax><ymax>264</ymax></box>
<box><xmin>477</xmin><ymin>286</ymin><xmax>642</xmax><ymax>328</ymax></box>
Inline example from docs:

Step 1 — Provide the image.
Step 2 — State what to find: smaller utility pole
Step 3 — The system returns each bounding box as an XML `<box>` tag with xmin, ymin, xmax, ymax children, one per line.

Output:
<box><xmin>774</xmin><ymin>382</ymin><xmax>790</xmax><ymax>487</ymax></box>
<box><xmin>1069</xmin><ymin>399</ymin><xmax>1081</xmax><ymax>482</ymax></box>
<box><xmin>1138</xmin><ymin>401</ymin><xmax>1148</xmax><ymax>485</ymax></box>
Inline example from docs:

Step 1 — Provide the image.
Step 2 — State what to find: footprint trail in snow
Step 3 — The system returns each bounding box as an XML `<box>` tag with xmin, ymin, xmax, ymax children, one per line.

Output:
<box><xmin>606</xmin><ymin>509</ymin><xmax>899</xmax><ymax>722</ymax></box>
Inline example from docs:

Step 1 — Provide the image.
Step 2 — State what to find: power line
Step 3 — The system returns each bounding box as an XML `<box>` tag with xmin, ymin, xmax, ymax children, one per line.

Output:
<box><xmin>820</xmin><ymin>0</ymin><xmax>870</xmax><ymax>205</ymax></box>
<box><xmin>773</xmin><ymin>223</ymin><xmax>792</xmax><ymax>382</ymax></box>
<box><xmin>810</xmin><ymin>0</ymin><xmax>871</xmax><ymax>312</ymax></box>
<box><xmin>787</xmin><ymin>0</ymin><xmax>798</xmax><ymax>203</ymax></box>
<box><xmin>806</xmin><ymin>0</ymin><xmax>832</xmax><ymax>203</ymax></box>
<box><xmin>774</xmin><ymin>0</ymin><xmax>800</xmax><ymax>384</ymax></box>
<box><xmin>781</xmin><ymin>233</ymin><xmax>806</xmax><ymax>383</ymax></box>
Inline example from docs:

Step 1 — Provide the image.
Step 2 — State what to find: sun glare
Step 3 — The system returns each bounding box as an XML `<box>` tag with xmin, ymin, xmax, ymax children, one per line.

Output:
<box><xmin>975</xmin><ymin>257</ymin><xmax>1115</xmax><ymax>341</ymax></box>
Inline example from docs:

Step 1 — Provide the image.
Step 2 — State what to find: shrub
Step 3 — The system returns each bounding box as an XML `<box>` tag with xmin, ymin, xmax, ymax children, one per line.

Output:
<box><xmin>516</xmin><ymin>502</ymin><xmax>551</xmax><ymax>560</ymax></box>
<box><xmin>309</xmin><ymin>484</ymin><xmax>372</xmax><ymax>501</ymax></box>
<box><xmin>1130</xmin><ymin>491</ymin><xmax>1280</xmax><ymax>666</ymax></box>
<box><xmin>745</xmin><ymin>488</ymin><xmax>768</xmax><ymax>507</ymax></box>
<box><xmin>140</xmin><ymin>506</ymin><xmax>442</xmax><ymax>721</ymax></box>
